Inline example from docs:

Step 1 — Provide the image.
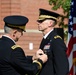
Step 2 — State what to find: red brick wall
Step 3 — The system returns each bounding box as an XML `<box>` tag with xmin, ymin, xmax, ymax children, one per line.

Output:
<box><xmin>0</xmin><ymin>0</ymin><xmax>65</xmax><ymax>55</ymax></box>
<box><xmin>16</xmin><ymin>32</ymin><xmax>43</xmax><ymax>56</ymax></box>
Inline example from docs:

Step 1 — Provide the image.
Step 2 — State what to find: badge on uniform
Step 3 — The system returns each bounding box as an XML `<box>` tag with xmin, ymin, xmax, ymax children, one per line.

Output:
<box><xmin>43</xmin><ymin>44</ymin><xmax>50</xmax><ymax>54</ymax></box>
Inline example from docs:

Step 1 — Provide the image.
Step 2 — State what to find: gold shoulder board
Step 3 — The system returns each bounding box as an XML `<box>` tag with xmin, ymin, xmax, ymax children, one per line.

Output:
<box><xmin>11</xmin><ymin>45</ymin><xmax>20</xmax><ymax>50</ymax></box>
<box><xmin>54</xmin><ymin>35</ymin><xmax>62</xmax><ymax>39</ymax></box>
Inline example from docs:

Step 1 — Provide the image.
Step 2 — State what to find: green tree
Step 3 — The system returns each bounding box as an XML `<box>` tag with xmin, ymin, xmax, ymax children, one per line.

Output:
<box><xmin>49</xmin><ymin>0</ymin><xmax>71</xmax><ymax>39</ymax></box>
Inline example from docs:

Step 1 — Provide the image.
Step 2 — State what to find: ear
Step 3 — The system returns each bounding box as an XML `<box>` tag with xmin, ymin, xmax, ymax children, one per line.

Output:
<box><xmin>12</xmin><ymin>30</ymin><xmax>17</xmax><ymax>37</ymax></box>
<box><xmin>13</xmin><ymin>30</ymin><xmax>17</xmax><ymax>34</ymax></box>
<box><xmin>48</xmin><ymin>20</ymin><xmax>52</xmax><ymax>27</ymax></box>
<box><xmin>49</xmin><ymin>20</ymin><xmax>54</xmax><ymax>27</ymax></box>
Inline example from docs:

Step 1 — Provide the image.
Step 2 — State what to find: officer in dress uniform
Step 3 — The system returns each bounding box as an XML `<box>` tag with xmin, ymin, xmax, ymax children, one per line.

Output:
<box><xmin>0</xmin><ymin>15</ymin><xmax>48</xmax><ymax>75</ymax></box>
<box><xmin>37</xmin><ymin>8</ymin><xmax>69</xmax><ymax>75</ymax></box>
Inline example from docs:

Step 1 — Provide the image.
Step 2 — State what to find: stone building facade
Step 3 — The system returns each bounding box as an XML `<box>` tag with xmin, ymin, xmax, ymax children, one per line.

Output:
<box><xmin>0</xmin><ymin>0</ymin><xmax>64</xmax><ymax>55</ymax></box>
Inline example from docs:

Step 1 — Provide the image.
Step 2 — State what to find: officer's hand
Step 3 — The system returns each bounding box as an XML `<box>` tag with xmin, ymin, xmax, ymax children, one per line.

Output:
<box><xmin>39</xmin><ymin>54</ymin><xmax>48</xmax><ymax>63</ymax></box>
<box><xmin>32</xmin><ymin>49</ymin><xmax>44</xmax><ymax>60</ymax></box>
<box><xmin>0</xmin><ymin>35</ymin><xmax>2</xmax><ymax>38</ymax></box>
<box><xmin>36</xmin><ymin>49</ymin><xmax>44</xmax><ymax>55</ymax></box>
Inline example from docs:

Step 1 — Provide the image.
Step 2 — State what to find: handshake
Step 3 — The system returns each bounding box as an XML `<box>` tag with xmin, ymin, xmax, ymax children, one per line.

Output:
<box><xmin>32</xmin><ymin>49</ymin><xmax>48</xmax><ymax>63</ymax></box>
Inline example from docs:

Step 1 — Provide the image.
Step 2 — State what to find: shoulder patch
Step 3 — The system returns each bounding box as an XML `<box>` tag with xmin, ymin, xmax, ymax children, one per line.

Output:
<box><xmin>11</xmin><ymin>45</ymin><xmax>20</xmax><ymax>50</ymax></box>
<box><xmin>54</xmin><ymin>35</ymin><xmax>62</xmax><ymax>39</ymax></box>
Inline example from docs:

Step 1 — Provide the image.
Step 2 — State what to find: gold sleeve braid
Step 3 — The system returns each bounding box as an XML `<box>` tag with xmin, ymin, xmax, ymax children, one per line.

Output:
<box><xmin>25</xmin><ymin>60</ymin><xmax>42</xmax><ymax>75</ymax></box>
<box><xmin>33</xmin><ymin>60</ymin><xmax>42</xmax><ymax>70</ymax></box>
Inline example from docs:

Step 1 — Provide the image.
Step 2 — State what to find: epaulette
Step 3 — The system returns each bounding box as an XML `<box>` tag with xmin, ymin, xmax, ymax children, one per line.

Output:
<box><xmin>11</xmin><ymin>45</ymin><xmax>20</xmax><ymax>50</ymax></box>
<box><xmin>54</xmin><ymin>35</ymin><xmax>62</xmax><ymax>39</ymax></box>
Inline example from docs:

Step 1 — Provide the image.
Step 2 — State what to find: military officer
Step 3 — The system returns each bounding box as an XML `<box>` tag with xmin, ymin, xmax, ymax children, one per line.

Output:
<box><xmin>0</xmin><ymin>15</ymin><xmax>48</xmax><ymax>75</ymax></box>
<box><xmin>37</xmin><ymin>8</ymin><xmax>69</xmax><ymax>75</ymax></box>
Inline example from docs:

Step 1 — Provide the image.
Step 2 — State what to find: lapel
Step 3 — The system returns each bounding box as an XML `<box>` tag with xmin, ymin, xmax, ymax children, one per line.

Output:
<box><xmin>39</xmin><ymin>30</ymin><xmax>56</xmax><ymax>50</ymax></box>
<box><xmin>39</xmin><ymin>38</ymin><xmax>46</xmax><ymax>49</ymax></box>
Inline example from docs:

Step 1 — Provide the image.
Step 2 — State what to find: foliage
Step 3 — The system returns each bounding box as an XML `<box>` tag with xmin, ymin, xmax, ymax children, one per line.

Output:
<box><xmin>49</xmin><ymin>0</ymin><xmax>71</xmax><ymax>15</ymax></box>
<box><xmin>49</xmin><ymin>0</ymin><xmax>71</xmax><ymax>39</ymax></box>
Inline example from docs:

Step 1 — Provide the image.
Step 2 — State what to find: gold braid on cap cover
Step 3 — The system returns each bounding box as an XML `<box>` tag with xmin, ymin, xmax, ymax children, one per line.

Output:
<box><xmin>7</xmin><ymin>24</ymin><xmax>25</xmax><ymax>31</ymax></box>
<box><xmin>39</xmin><ymin>15</ymin><xmax>57</xmax><ymax>20</ymax></box>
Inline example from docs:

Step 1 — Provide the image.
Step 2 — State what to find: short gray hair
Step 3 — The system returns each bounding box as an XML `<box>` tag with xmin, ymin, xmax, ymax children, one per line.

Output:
<box><xmin>4</xmin><ymin>25</ymin><xmax>13</xmax><ymax>33</ymax></box>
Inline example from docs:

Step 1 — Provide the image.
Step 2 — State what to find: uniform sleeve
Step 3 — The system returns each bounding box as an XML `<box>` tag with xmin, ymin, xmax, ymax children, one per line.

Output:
<box><xmin>52</xmin><ymin>38</ymin><xmax>69</xmax><ymax>75</ymax></box>
<box><xmin>10</xmin><ymin>47</ymin><xmax>43</xmax><ymax>75</ymax></box>
<box><xmin>26</xmin><ymin>56</ymin><xmax>33</xmax><ymax>63</ymax></box>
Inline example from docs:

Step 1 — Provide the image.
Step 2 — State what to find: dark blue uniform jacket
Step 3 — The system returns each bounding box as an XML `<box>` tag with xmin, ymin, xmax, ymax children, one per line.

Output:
<box><xmin>39</xmin><ymin>30</ymin><xmax>69</xmax><ymax>75</ymax></box>
<box><xmin>0</xmin><ymin>36</ymin><xmax>41</xmax><ymax>75</ymax></box>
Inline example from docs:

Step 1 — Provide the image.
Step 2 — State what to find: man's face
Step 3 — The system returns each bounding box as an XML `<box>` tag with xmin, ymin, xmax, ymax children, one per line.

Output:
<box><xmin>13</xmin><ymin>29</ymin><xmax>23</xmax><ymax>42</ymax></box>
<box><xmin>37</xmin><ymin>19</ymin><xmax>52</xmax><ymax>31</ymax></box>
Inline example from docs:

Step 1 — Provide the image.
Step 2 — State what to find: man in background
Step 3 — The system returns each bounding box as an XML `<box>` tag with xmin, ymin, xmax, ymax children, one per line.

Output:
<box><xmin>37</xmin><ymin>8</ymin><xmax>69</xmax><ymax>75</ymax></box>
